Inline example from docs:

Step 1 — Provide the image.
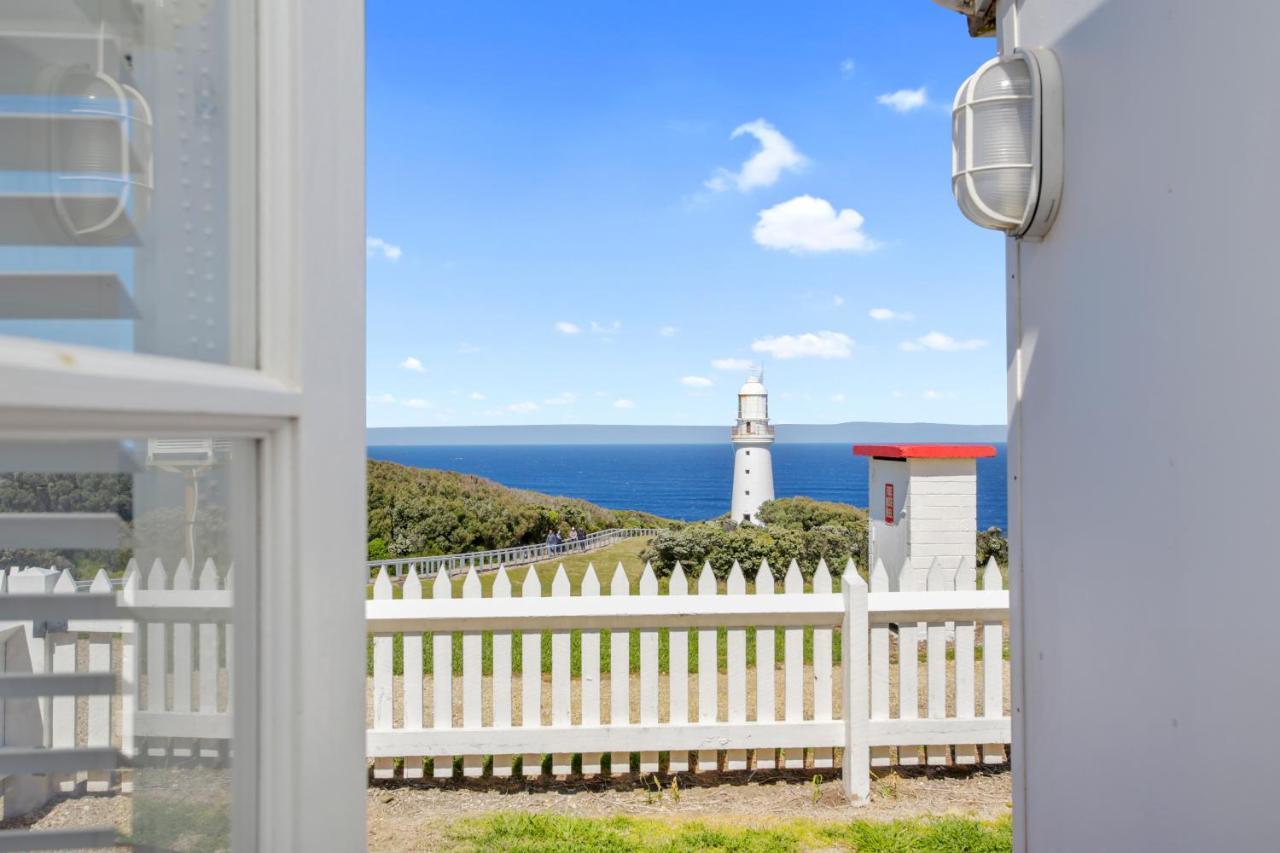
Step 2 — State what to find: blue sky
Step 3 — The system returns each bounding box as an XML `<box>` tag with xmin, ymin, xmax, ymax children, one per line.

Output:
<box><xmin>366</xmin><ymin>1</ymin><xmax>1003</xmax><ymax>428</ymax></box>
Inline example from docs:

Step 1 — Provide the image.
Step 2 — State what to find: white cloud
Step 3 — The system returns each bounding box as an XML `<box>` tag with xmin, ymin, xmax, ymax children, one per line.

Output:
<box><xmin>544</xmin><ymin>391</ymin><xmax>577</xmax><ymax>406</ymax></box>
<box><xmin>877</xmin><ymin>87</ymin><xmax>928</xmax><ymax>113</ymax></box>
<box><xmin>658</xmin><ymin>325</ymin><xmax>679</xmax><ymax>337</ymax></box>
<box><xmin>681</xmin><ymin>376</ymin><xmax>714</xmax><ymax>388</ymax></box>
<box><xmin>366</xmin><ymin>236</ymin><xmax>402</xmax><ymax>262</ymax></box>
<box><xmin>869</xmin><ymin>307</ymin><xmax>915</xmax><ymax>322</ymax></box>
<box><xmin>705</xmin><ymin>119</ymin><xmax>808</xmax><ymax>193</ymax></box>
<box><xmin>752</xmin><ymin>330</ymin><xmax>854</xmax><ymax>360</ymax></box>
<box><xmin>891</xmin><ymin>389</ymin><xmax>907</xmax><ymax>399</ymax></box>
<box><xmin>840</xmin><ymin>58</ymin><xmax>856</xmax><ymax>78</ymax></box>
<box><xmin>590</xmin><ymin>320</ymin><xmax>622</xmax><ymax>336</ymax></box>
<box><xmin>831</xmin><ymin>392</ymin><xmax>847</xmax><ymax>403</ymax></box>
<box><xmin>753</xmin><ymin>195</ymin><xmax>878</xmax><ymax>254</ymax></box>
<box><xmin>923</xmin><ymin>389</ymin><xmax>959</xmax><ymax>400</ymax></box>
<box><xmin>900</xmin><ymin>331</ymin><xmax>988</xmax><ymax>352</ymax></box>
<box><xmin>712</xmin><ymin>357</ymin><xmax>754</xmax><ymax>372</ymax></box>
<box><xmin>469</xmin><ymin>391</ymin><xmax>486</xmax><ymax>401</ymax></box>
<box><xmin>554</xmin><ymin>321</ymin><xmax>582</xmax><ymax>335</ymax></box>
<box><xmin>833</xmin><ymin>295</ymin><xmax>845</xmax><ymax>308</ymax></box>
<box><xmin>399</xmin><ymin>356</ymin><xmax>425</xmax><ymax>373</ymax></box>
<box><xmin>366</xmin><ymin>392</ymin><xmax>396</xmax><ymax>404</ymax></box>
<box><xmin>457</xmin><ymin>342</ymin><xmax>484</xmax><ymax>354</ymax></box>
<box><xmin>402</xmin><ymin>398</ymin><xmax>431</xmax><ymax>409</ymax></box>
<box><xmin>507</xmin><ymin>401</ymin><xmax>539</xmax><ymax>414</ymax></box>
<box><xmin>613</xmin><ymin>399</ymin><xmax>636</xmax><ymax>409</ymax></box>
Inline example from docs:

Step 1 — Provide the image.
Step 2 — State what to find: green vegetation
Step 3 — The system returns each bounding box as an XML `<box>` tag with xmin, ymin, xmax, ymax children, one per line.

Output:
<box><xmin>367</xmin><ymin>460</ymin><xmax>679</xmax><ymax>560</ymax></box>
<box><xmin>446</xmin><ymin>813</ymin><xmax>1013</xmax><ymax>852</ymax></box>
<box><xmin>641</xmin><ymin>497</ymin><xmax>868</xmax><ymax>580</ymax></box>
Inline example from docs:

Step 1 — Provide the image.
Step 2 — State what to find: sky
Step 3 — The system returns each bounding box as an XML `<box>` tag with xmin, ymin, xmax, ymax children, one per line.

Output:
<box><xmin>366</xmin><ymin>1</ymin><xmax>1005</xmax><ymax>429</ymax></box>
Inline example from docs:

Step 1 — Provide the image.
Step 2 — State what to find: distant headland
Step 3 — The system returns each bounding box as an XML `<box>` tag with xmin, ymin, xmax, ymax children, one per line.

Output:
<box><xmin>367</xmin><ymin>421</ymin><xmax>1007</xmax><ymax>447</ymax></box>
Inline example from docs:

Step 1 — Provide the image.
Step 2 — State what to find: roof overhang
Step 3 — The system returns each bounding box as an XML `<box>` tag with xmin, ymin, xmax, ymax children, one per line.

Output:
<box><xmin>929</xmin><ymin>0</ymin><xmax>997</xmax><ymax>37</ymax></box>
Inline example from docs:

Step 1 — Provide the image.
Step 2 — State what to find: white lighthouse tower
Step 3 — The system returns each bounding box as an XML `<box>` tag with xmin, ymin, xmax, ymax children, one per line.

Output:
<box><xmin>730</xmin><ymin>370</ymin><xmax>776</xmax><ymax>524</ymax></box>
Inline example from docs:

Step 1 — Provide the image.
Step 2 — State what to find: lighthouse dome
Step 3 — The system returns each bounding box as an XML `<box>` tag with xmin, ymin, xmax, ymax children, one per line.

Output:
<box><xmin>738</xmin><ymin>376</ymin><xmax>767</xmax><ymax>396</ymax></box>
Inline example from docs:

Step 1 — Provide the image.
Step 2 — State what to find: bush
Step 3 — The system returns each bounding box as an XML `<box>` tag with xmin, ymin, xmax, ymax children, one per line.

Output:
<box><xmin>640</xmin><ymin>497</ymin><xmax>868</xmax><ymax>580</ymax></box>
<box><xmin>366</xmin><ymin>461</ymin><xmax>680</xmax><ymax>558</ymax></box>
<box><xmin>977</xmin><ymin>526</ymin><xmax>1008</xmax><ymax>567</ymax></box>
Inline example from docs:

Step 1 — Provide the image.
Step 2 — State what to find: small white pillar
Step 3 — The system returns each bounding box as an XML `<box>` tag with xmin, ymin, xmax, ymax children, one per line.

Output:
<box><xmin>854</xmin><ymin>444</ymin><xmax>995</xmax><ymax>591</ymax></box>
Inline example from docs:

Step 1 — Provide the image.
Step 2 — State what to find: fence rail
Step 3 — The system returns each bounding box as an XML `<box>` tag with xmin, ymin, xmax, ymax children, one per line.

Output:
<box><xmin>365</xmin><ymin>555</ymin><xmax>1010</xmax><ymax>799</ymax></box>
<box><xmin>366</xmin><ymin>527</ymin><xmax>663</xmax><ymax>580</ymax></box>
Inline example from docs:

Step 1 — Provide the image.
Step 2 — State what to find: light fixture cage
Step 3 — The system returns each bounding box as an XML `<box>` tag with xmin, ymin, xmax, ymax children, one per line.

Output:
<box><xmin>952</xmin><ymin>47</ymin><xmax>1062</xmax><ymax>239</ymax></box>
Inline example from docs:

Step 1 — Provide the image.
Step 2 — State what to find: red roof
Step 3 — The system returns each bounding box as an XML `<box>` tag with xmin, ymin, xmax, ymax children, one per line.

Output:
<box><xmin>853</xmin><ymin>444</ymin><xmax>997</xmax><ymax>460</ymax></box>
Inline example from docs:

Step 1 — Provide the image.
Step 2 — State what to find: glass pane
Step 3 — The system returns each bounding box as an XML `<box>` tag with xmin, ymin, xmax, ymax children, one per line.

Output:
<box><xmin>0</xmin><ymin>1</ymin><xmax>256</xmax><ymax>367</ymax></box>
<box><xmin>0</xmin><ymin>436</ymin><xmax>256</xmax><ymax>849</ymax></box>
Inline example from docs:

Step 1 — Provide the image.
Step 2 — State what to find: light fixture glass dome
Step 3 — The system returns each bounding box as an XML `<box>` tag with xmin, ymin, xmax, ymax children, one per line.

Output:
<box><xmin>952</xmin><ymin>48</ymin><xmax>1062</xmax><ymax>239</ymax></box>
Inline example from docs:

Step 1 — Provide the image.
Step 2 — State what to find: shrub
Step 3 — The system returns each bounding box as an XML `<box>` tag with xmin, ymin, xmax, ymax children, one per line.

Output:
<box><xmin>977</xmin><ymin>526</ymin><xmax>1008</xmax><ymax>567</ymax></box>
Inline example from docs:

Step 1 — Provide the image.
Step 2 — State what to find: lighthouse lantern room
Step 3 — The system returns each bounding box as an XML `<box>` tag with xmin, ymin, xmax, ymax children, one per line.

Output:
<box><xmin>730</xmin><ymin>371</ymin><xmax>776</xmax><ymax>524</ymax></box>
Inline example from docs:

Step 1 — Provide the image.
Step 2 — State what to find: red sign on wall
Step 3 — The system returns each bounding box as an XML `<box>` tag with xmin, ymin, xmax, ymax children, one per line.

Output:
<box><xmin>884</xmin><ymin>483</ymin><xmax>895</xmax><ymax>524</ymax></box>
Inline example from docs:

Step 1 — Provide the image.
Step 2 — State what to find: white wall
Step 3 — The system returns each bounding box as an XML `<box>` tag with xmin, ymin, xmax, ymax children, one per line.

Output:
<box><xmin>1000</xmin><ymin>1</ymin><xmax>1280</xmax><ymax>849</ymax></box>
<box><xmin>906</xmin><ymin>459</ymin><xmax>976</xmax><ymax>580</ymax></box>
<box><xmin>867</xmin><ymin>459</ymin><xmax>908</xmax><ymax>586</ymax></box>
<box><xmin>730</xmin><ymin>442</ymin><xmax>774</xmax><ymax>524</ymax></box>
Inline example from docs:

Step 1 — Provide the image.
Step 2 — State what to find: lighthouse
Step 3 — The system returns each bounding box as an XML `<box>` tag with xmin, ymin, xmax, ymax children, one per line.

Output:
<box><xmin>730</xmin><ymin>371</ymin><xmax>776</xmax><ymax>524</ymax></box>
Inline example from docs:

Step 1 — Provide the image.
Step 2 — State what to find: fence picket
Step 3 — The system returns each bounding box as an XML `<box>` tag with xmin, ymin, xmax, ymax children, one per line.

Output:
<box><xmin>551</xmin><ymin>566</ymin><xmax>572</xmax><ymax>776</ymax></box>
<box><xmin>982</xmin><ymin>558</ymin><xmax>1006</xmax><ymax>764</ymax></box>
<box><xmin>372</xmin><ymin>567</ymin><xmax>394</xmax><ymax>779</ymax></box>
<box><xmin>87</xmin><ymin>570</ymin><xmax>112</xmax><ymax>792</ymax></box>
<box><xmin>461</xmin><ymin>568</ymin><xmax>484</xmax><ymax>778</ymax></box>
<box><xmin>401</xmin><ymin>567</ymin><xmax>425</xmax><ymax>778</ymax></box>
<box><xmin>896</xmin><ymin>557</ymin><xmax>920</xmax><ymax>767</ymax></box>
<box><xmin>51</xmin><ymin>570</ymin><xmax>77</xmax><ymax>792</ymax></box>
<box><xmin>953</xmin><ymin>558</ymin><xmax>978</xmax><ymax>765</ymax></box>
<box><xmin>171</xmin><ymin>559</ymin><xmax>194</xmax><ymax>760</ymax></box>
<box><xmin>812</xmin><ymin>559</ymin><xmax>834</xmax><ymax>770</ymax></box>
<box><xmin>869</xmin><ymin>559</ymin><xmax>892</xmax><ymax>768</ymax></box>
<box><xmin>667</xmin><ymin>563</ymin><xmax>689</xmax><ymax>773</ymax></box>
<box><xmin>754</xmin><ymin>560</ymin><xmax>776</xmax><ymax>770</ymax></box>
<box><xmin>490</xmin><ymin>566</ymin><xmax>514</xmax><ymax>777</ymax></box>
<box><xmin>580</xmin><ymin>565</ymin><xmax>602</xmax><ymax>776</ymax></box>
<box><xmin>197</xmin><ymin>560</ymin><xmax>220</xmax><ymax>761</ymax></box>
<box><xmin>726</xmin><ymin>562</ymin><xmax>747</xmax><ymax>771</ymax></box>
<box><xmin>926</xmin><ymin>559</ymin><xmax>950</xmax><ymax>766</ymax></box>
<box><xmin>697</xmin><ymin>562</ymin><xmax>718</xmax><ymax>772</ymax></box>
<box><xmin>224</xmin><ymin>565</ymin><xmax>234</xmax><ymax>712</ymax></box>
<box><xmin>609</xmin><ymin>564</ymin><xmax>631</xmax><ymax>776</ymax></box>
<box><xmin>433</xmin><ymin>568</ymin><xmax>455</xmax><ymax>778</ymax></box>
<box><xmin>144</xmin><ymin>559</ymin><xmax>167</xmax><ymax>760</ymax></box>
<box><xmin>522</xmin><ymin>566</ymin><xmax>543</xmax><ymax>778</ymax></box>
<box><xmin>639</xmin><ymin>563</ymin><xmax>660</xmax><ymax>774</ymax></box>
<box><xmin>783</xmin><ymin>561</ymin><xmax>804</xmax><ymax>769</ymax></box>
<box><xmin>120</xmin><ymin>561</ymin><xmax>139</xmax><ymax>788</ymax></box>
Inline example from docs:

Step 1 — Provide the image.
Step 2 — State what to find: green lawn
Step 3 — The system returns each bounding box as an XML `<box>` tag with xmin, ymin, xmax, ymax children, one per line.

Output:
<box><xmin>447</xmin><ymin>813</ymin><xmax>1013</xmax><ymax>852</ymax></box>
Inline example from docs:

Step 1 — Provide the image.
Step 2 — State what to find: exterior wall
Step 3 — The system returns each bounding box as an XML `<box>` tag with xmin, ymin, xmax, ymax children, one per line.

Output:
<box><xmin>906</xmin><ymin>459</ymin><xmax>977</xmax><ymax>587</ymax></box>
<box><xmin>730</xmin><ymin>441</ymin><xmax>774</xmax><ymax>524</ymax></box>
<box><xmin>999</xmin><ymin>0</ymin><xmax>1280</xmax><ymax>849</ymax></box>
<box><xmin>867</xmin><ymin>459</ymin><xmax>909</xmax><ymax>587</ymax></box>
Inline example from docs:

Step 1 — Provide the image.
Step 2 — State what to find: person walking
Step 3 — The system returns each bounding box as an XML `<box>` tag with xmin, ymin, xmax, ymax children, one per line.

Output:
<box><xmin>546</xmin><ymin>527</ymin><xmax>560</xmax><ymax>556</ymax></box>
<box><xmin>568</xmin><ymin>526</ymin><xmax>580</xmax><ymax>552</ymax></box>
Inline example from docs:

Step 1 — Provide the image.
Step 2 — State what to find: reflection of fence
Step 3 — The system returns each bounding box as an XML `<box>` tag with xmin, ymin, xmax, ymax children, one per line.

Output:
<box><xmin>365</xmin><ymin>556</ymin><xmax>1010</xmax><ymax>798</ymax></box>
<box><xmin>0</xmin><ymin>561</ymin><xmax>233</xmax><ymax>821</ymax></box>
<box><xmin>367</xmin><ymin>527</ymin><xmax>663</xmax><ymax>580</ymax></box>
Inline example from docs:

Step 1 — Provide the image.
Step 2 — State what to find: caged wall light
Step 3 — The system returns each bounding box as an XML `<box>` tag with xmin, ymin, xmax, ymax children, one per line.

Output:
<box><xmin>952</xmin><ymin>48</ymin><xmax>1062</xmax><ymax>240</ymax></box>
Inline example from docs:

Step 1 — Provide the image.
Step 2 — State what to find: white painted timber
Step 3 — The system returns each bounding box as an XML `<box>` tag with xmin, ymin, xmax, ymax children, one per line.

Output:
<box><xmin>462</xmin><ymin>569</ymin><xmax>484</xmax><ymax>778</ymax></box>
<box><xmin>696</xmin><ymin>563</ymin><xmax>718</xmax><ymax>772</ymax></box>
<box><xmin>550</xmin><ymin>567</ymin><xmax>571</xmax><ymax>776</ymax></box>
<box><xmin>490</xmin><ymin>567</ymin><xmax>514</xmax><ymax>778</ymax></box>
<box><xmin>197</xmin><ymin>560</ymin><xmax>220</xmax><ymax>762</ymax></box>
<box><xmin>433</xmin><ymin>569</ymin><xmax>454</xmax><ymax>778</ymax></box>
<box><xmin>725</xmin><ymin>563</ymin><xmax>747</xmax><ymax>771</ymax></box>
<box><xmin>170</xmin><ymin>561</ymin><xmax>194</xmax><ymax>761</ymax></box>
<box><xmin>754</xmin><ymin>560</ymin><xmax>777</xmax><ymax>770</ymax></box>
<box><xmin>579</xmin><ymin>565</ymin><xmax>601</xmax><ymax>776</ymax></box>
<box><xmin>50</xmin><ymin>571</ymin><xmax>77</xmax><ymax>792</ymax></box>
<box><xmin>926</xmin><ymin>560</ymin><xmax>950</xmax><ymax>766</ymax></box>
<box><xmin>666</xmin><ymin>563</ymin><xmax>689</xmax><ymax>772</ymax></box>
<box><xmin>897</xmin><ymin>558</ymin><xmax>920</xmax><ymax>767</ymax></box>
<box><xmin>609</xmin><ymin>564</ymin><xmax>630</xmax><ymax>776</ymax></box>
<box><xmin>371</xmin><ymin>568</ymin><xmax>393</xmax><ymax>780</ymax></box>
<box><xmin>842</xmin><ymin>571</ymin><xmax>870</xmax><ymax>800</ymax></box>
<box><xmin>400</xmin><ymin>568</ymin><xmax>424</xmax><ymax>778</ymax></box>
<box><xmin>869</xmin><ymin>559</ymin><xmax>892</xmax><ymax>768</ymax></box>
<box><xmin>144</xmin><ymin>560</ymin><xmax>166</xmax><ymax>761</ymax></box>
<box><xmin>981</xmin><ymin>558</ymin><xmax>1005</xmax><ymax>765</ymax></box>
<box><xmin>812</xmin><ymin>560</ymin><xmax>835</xmax><ymax>769</ymax></box>
<box><xmin>783</xmin><ymin>561</ymin><xmax>804</xmax><ymax>769</ymax></box>
<box><xmin>638</xmin><ymin>564</ymin><xmax>660</xmax><ymax>774</ymax></box>
<box><xmin>86</xmin><ymin>571</ymin><xmax>112</xmax><ymax>792</ymax></box>
<box><xmin>954</xmin><ymin>559</ymin><xmax>978</xmax><ymax>765</ymax></box>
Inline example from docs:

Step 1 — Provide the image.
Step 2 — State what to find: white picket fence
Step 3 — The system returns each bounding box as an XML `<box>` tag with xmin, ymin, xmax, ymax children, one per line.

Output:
<box><xmin>365</xmin><ymin>556</ymin><xmax>1010</xmax><ymax>798</ymax></box>
<box><xmin>0</xmin><ymin>560</ymin><xmax>233</xmax><ymax>813</ymax></box>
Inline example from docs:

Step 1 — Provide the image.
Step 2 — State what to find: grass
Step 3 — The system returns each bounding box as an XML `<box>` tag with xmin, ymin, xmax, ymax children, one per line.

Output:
<box><xmin>366</xmin><ymin>537</ymin><xmax>1010</xmax><ymax>677</ymax></box>
<box><xmin>446</xmin><ymin>813</ymin><xmax>1013</xmax><ymax>852</ymax></box>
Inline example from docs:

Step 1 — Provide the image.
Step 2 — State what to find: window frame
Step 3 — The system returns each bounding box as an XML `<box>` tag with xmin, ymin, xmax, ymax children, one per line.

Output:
<box><xmin>0</xmin><ymin>0</ymin><xmax>366</xmax><ymax>848</ymax></box>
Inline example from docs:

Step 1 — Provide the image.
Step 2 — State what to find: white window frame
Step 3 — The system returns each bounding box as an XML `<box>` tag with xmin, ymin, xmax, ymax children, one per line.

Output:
<box><xmin>0</xmin><ymin>1</ymin><xmax>366</xmax><ymax>848</ymax></box>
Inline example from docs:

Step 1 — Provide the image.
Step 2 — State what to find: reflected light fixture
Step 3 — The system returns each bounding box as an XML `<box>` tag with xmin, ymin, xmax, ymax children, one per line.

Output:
<box><xmin>951</xmin><ymin>48</ymin><xmax>1062</xmax><ymax>240</ymax></box>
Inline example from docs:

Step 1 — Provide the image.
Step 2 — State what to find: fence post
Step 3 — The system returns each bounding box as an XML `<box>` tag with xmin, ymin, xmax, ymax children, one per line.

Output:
<box><xmin>842</xmin><ymin>569</ymin><xmax>869</xmax><ymax>801</ymax></box>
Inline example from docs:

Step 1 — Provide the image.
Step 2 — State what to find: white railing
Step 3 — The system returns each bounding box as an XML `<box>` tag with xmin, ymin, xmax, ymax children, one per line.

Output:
<box><xmin>367</xmin><ymin>527</ymin><xmax>664</xmax><ymax>580</ymax></box>
<box><xmin>0</xmin><ymin>561</ymin><xmax>233</xmax><ymax>812</ymax></box>
<box><xmin>365</xmin><ymin>555</ymin><xmax>1010</xmax><ymax>799</ymax></box>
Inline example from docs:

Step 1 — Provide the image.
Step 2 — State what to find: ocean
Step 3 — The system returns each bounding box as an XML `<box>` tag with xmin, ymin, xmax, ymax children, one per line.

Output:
<box><xmin>367</xmin><ymin>443</ymin><xmax>1009</xmax><ymax>532</ymax></box>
